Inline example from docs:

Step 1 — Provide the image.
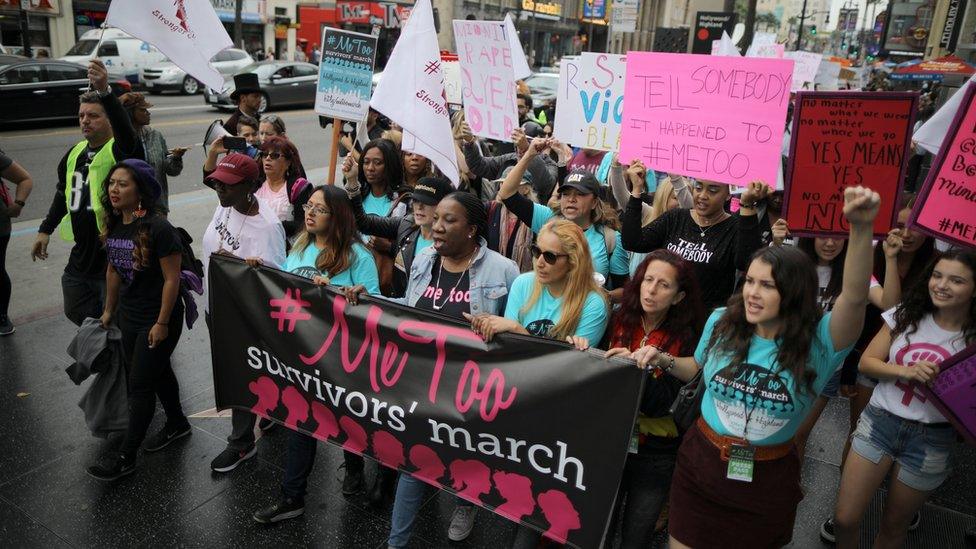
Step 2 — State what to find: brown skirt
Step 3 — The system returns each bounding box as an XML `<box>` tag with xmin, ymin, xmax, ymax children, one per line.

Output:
<box><xmin>668</xmin><ymin>422</ymin><xmax>804</xmax><ymax>548</ymax></box>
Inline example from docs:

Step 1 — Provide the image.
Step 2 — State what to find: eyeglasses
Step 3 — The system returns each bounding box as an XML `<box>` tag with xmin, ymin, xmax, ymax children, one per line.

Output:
<box><xmin>260</xmin><ymin>151</ymin><xmax>288</xmax><ymax>160</ymax></box>
<box><xmin>530</xmin><ymin>244</ymin><xmax>568</xmax><ymax>265</ymax></box>
<box><xmin>302</xmin><ymin>203</ymin><xmax>330</xmax><ymax>216</ymax></box>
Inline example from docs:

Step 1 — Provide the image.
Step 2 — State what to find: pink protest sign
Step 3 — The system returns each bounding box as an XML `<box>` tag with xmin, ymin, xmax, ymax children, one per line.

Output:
<box><xmin>453</xmin><ymin>20</ymin><xmax>518</xmax><ymax>142</ymax></box>
<box><xmin>922</xmin><ymin>343</ymin><xmax>976</xmax><ymax>447</ymax></box>
<box><xmin>910</xmin><ymin>85</ymin><xmax>976</xmax><ymax>248</ymax></box>
<box><xmin>619</xmin><ymin>52</ymin><xmax>793</xmax><ymax>186</ymax></box>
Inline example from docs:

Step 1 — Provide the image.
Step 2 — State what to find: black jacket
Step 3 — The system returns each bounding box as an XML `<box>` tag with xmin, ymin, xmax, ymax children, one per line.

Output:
<box><xmin>350</xmin><ymin>191</ymin><xmax>418</xmax><ymax>298</ymax></box>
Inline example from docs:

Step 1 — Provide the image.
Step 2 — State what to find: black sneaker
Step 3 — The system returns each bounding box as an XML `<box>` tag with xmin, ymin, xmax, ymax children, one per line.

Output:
<box><xmin>88</xmin><ymin>452</ymin><xmax>136</xmax><ymax>481</ymax></box>
<box><xmin>820</xmin><ymin>518</ymin><xmax>836</xmax><ymax>543</ymax></box>
<box><xmin>341</xmin><ymin>467</ymin><xmax>365</xmax><ymax>496</ymax></box>
<box><xmin>909</xmin><ymin>511</ymin><xmax>921</xmax><ymax>531</ymax></box>
<box><xmin>144</xmin><ymin>422</ymin><xmax>192</xmax><ymax>453</ymax></box>
<box><xmin>210</xmin><ymin>444</ymin><xmax>257</xmax><ymax>473</ymax></box>
<box><xmin>0</xmin><ymin>315</ymin><xmax>14</xmax><ymax>336</ymax></box>
<box><xmin>258</xmin><ymin>417</ymin><xmax>276</xmax><ymax>432</ymax></box>
<box><xmin>253</xmin><ymin>497</ymin><xmax>305</xmax><ymax>524</ymax></box>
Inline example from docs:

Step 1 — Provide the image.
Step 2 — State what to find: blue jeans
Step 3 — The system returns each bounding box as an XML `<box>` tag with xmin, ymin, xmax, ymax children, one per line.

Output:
<box><xmin>282</xmin><ymin>430</ymin><xmax>317</xmax><ymax>501</ymax></box>
<box><xmin>388</xmin><ymin>475</ymin><xmax>474</xmax><ymax>548</ymax></box>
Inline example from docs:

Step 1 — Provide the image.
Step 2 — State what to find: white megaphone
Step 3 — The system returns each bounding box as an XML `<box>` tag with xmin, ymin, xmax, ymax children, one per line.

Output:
<box><xmin>203</xmin><ymin>119</ymin><xmax>230</xmax><ymax>155</ymax></box>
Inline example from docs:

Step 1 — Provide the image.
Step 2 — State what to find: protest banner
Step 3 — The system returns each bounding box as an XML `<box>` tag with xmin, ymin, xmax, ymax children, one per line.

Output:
<box><xmin>453</xmin><ymin>20</ymin><xmax>518</xmax><ymax>142</ymax></box>
<box><xmin>441</xmin><ymin>52</ymin><xmax>462</xmax><ymax>105</ymax></box>
<box><xmin>315</xmin><ymin>27</ymin><xmax>377</xmax><ymax>122</ymax></box>
<box><xmin>552</xmin><ymin>53</ymin><xmax>625</xmax><ymax>151</ymax></box>
<box><xmin>553</xmin><ymin>56</ymin><xmax>582</xmax><ymax>144</ymax></box>
<box><xmin>208</xmin><ymin>255</ymin><xmax>642</xmax><ymax>548</ymax></box>
<box><xmin>910</xmin><ymin>85</ymin><xmax>976</xmax><ymax>247</ymax></box>
<box><xmin>921</xmin><ymin>343</ymin><xmax>976</xmax><ymax>447</ymax></box>
<box><xmin>783</xmin><ymin>92</ymin><xmax>917</xmax><ymax>237</ymax></box>
<box><xmin>785</xmin><ymin>51</ymin><xmax>822</xmax><ymax>91</ymax></box>
<box><xmin>618</xmin><ymin>52</ymin><xmax>793</xmax><ymax>186</ymax></box>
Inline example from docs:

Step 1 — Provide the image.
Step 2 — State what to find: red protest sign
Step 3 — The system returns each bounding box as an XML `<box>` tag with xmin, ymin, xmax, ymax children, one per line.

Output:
<box><xmin>909</xmin><ymin>85</ymin><xmax>976</xmax><ymax>248</ymax></box>
<box><xmin>783</xmin><ymin>92</ymin><xmax>918</xmax><ymax>237</ymax></box>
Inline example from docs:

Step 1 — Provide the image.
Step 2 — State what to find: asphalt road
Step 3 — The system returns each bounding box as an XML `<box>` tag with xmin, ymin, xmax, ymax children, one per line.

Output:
<box><xmin>0</xmin><ymin>93</ymin><xmax>334</xmax><ymax>223</ymax></box>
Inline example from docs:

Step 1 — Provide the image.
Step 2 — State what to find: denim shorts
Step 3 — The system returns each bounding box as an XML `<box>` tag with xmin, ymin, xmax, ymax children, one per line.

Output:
<box><xmin>851</xmin><ymin>404</ymin><xmax>955</xmax><ymax>491</ymax></box>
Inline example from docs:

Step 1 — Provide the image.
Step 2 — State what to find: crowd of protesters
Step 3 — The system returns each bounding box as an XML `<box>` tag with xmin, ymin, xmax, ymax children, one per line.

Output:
<box><xmin>1</xmin><ymin>57</ymin><xmax>974</xmax><ymax>549</ymax></box>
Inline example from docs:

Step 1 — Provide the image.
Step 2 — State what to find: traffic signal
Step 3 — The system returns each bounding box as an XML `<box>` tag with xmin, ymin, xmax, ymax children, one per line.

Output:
<box><xmin>810</xmin><ymin>26</ymin><xmax>818</xmax><ymax>35</ymax></box>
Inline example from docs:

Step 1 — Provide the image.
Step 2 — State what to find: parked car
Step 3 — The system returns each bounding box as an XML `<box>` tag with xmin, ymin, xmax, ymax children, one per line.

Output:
<box><xmin>61</xmin><ymin>28</ymin><xmax>166</xmax><ymax>84</ymax></box>
<box><xmin>523</xmin><ymin>72</ymin><xmax>559</xmax><ymax>105</ymax></box>
<box><xmin>205</xmin><ymin>61</ymin><xmax>319</xmax><ymax>112</ymax></box>
<box><xmin>142</xmin><ymin>48</ymin><xmax>253</xmax><ymax>95</ymax></box>
<box><xmin>0</xmin><ymin>56</ymin><xmax>131</xmax><ymax>125</ymax></box>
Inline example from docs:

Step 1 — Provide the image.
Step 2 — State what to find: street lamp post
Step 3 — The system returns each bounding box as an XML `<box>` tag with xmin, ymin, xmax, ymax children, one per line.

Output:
<box><xmin>795</xmin><ymin>0</ymin><xmax>810</xmax><ymax>50</ymax></box>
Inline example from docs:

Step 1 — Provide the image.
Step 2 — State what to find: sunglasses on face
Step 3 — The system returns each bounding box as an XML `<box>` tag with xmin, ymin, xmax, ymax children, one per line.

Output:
<box><xmin>530</xmin><ymin>244</ymin><xmax>568</xmax><ymax>265</ymax></box>
<box><xmin>260</xmin><ymin>151</ymin><xmax>288</xmax><ymax>160</ymax></box>
<box><xmin>302</xmin><ymin>203</ymin><xmax>330</xmax><ymax>216</ymax></box>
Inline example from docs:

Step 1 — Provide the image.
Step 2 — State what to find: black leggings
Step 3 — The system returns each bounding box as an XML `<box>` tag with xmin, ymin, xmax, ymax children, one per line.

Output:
<box><xmin>119</xmin><ymin>318</ymin><xmax>186</xmax><ymax>457</ymax></box>
<box><xmin>0</xmin><ymin>233</ymin><xmax>10</xmax><ymax>317</ymax></box>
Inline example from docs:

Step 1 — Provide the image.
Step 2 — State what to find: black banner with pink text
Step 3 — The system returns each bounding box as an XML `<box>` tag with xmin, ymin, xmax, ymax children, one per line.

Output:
<box><xmin>208</xmin><ymin>255</ymin><xmax>643</xmax><ymax>548</ymax></box>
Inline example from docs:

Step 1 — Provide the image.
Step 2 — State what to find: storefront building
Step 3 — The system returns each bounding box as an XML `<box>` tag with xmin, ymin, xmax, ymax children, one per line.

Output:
<box><xmin>0</xmin><ymin>0</ymin><xmax>76</xmax><ymax>57</ymax></box>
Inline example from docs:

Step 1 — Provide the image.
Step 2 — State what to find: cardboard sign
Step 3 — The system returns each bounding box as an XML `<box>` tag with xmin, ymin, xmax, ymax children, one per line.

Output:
<box><xmin>910</xmin><ymin>85</ymin><xmax>976</xmax><ymax>247</ymax></box>
<box><xmin>785</xmin><ymin>51</ymin><xmax>822</xmax><ymax>91</ymax></box>
<box><xmin>784</xmin><ymin>92</ymin><xmax>918</xmax><ymax>237</ymax></box>
<box><xmin>441</xmin><ymin>52</ymin><xmax>462</xmax><ymax>105</ymax></box>
<box><xmin>453</xmin><ymin>20</ymin><xmax>518</xmax><ymax>142</ymax></box>
<box><xmin>552</xmin><ymin>53</ymin><xmax>625</xmax><ymax>151</ymax></box>
<box><xmin>618</xmin><ymin>52</ymin><xmax>793</xmax><ymax>186</ymax></box>
<box><xmin>814</xmin><ymin>60</ymin><xmax>842</xmax><ymax>90</ymax></box>
<box><xmin>315</xmin><ymin>27</ymin><xmax>378</xmax><ymax>121</ymax></box>
<box><xmin>922</xmin><ymin>343</ymin><xmax>976</xmax><ymax>447</ymax></box>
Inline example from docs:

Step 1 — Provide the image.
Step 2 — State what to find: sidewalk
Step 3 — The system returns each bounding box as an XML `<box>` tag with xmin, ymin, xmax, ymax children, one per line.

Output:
<box><xmin>1</xmin><ymin>185</ymin><xmax>974</xmax><ymax>548</ymax></box>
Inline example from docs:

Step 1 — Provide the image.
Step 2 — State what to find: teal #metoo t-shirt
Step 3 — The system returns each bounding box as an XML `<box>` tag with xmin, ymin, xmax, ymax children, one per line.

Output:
<box><xmin>695</xmin><ymin>308</ymin><xmax>852</xmax><ymax>446</ymax></box>
<box><xmin>503</xmin><ymin>272</ymin><xmax>608</xmax><ymax>344</ymax></box>
<box><xmin>282</xmin><ymin>241</ymin><xmax>381</xmax><ymax>294</ymax></box>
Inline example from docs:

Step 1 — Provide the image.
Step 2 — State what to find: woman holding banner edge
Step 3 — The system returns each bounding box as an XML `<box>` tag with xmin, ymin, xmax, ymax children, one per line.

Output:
<box><xmin>628</xmin><ymin>186</ymin><xmax>882</xmax><ymax>549</ymax></box>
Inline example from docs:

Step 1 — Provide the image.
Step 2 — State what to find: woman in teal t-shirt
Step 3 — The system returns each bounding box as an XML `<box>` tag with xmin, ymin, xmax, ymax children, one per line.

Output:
<box><xmin>628</xmin><ymin>187</ymin><xmax>882</xmax><ymax>549</ymax></box>
<box><xmin>254</xmin><ymin>184</ymin><xmax>385</xmax><ymax>524</ymax></box>
<box><xmin>467</xmin><ymin>217</ymin><xmax>609</xmax><ymax>348</ymax></box>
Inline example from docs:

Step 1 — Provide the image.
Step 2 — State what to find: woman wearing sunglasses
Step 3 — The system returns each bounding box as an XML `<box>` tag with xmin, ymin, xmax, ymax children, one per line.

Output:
<box><xmin>497</xmin><ymin>138</ymin><xmax>630</xmax><ymax>295</ymax></box>
<box><xmin>251</xmin><ymin>184</ymin><xmax>382</xmax><ymax>524</ymax></box>
<box><xmin>467</xmin><ymin>217</ymin><xmax>609</xmax><ymax>350</ymax></box>
<box><xmin>601</xmin><ymin>250</ymin><xmax>705</xmax><ymax>547</ymax></box>
<box><xmin>256</xmin><ymin>135</ymin><xmax>312</xmax><ymax>238</ymax></box>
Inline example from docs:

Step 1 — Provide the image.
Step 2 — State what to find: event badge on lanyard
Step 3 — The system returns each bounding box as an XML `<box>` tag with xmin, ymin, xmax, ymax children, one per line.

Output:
<box><xmin>725</xmin><ymin>363</ymin><xmax>778</xmax><ymax>483</ymax></box>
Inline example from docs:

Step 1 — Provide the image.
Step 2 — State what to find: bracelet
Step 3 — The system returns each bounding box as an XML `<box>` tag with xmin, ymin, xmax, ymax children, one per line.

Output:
<box><xmin>660</xmin><ymin>352</ymin><xmax>676</xmax><ymax>373</ymax></box>
<box><xmin>14</xmin><ymin>199</ymin><xmax>25</xmax><ymax>207</ymax></box>
<box><xmin>738</xmin><ymin>201</ymin><xmax>758</xmax><ymax>209</ymax></box>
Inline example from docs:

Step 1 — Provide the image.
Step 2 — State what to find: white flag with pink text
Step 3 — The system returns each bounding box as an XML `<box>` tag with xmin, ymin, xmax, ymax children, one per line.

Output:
<box><xmin>106</xmin><ymin>0</ymin><xmax>232</xmax><ymax>91</ymax></box>
<box><xmin>370</xmin><ymin>0</ymin><xmax>460</xmax><ymax>185</ymax></box>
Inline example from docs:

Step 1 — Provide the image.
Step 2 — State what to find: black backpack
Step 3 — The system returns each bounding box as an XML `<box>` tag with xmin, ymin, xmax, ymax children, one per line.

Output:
<box><xmin>176</xmin><ymin>226</ymin><xmax>204</xmax><ymax>280</ymax></box>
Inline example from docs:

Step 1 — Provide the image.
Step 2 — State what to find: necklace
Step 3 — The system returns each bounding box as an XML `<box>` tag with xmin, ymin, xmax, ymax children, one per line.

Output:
<box><xmin>638</xmin><ymin>315</ymin><xmax>662</xmax><ymax>348</ymax></box>
<box><xmin>693</xmin><ymin>211</ymin><xmax>727</xmax><ymax>239</ymax></box>
<box><xmin>431</xmin><ymin>247</ymin><xmax>477</xmax><ymax>311</ymax></box>
<box><xmin>217</xmin><ymin>197</ymin><xmax>255</xmax><ymax>254</ymax></box>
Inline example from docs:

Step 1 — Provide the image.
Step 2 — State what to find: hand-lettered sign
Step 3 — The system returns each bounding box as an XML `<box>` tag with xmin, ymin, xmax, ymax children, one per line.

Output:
<box><xmin>785</xmin><ymin>51</ymin><xmax>822</xmax><ymax>91</ymax></box>
<box><xmin>552</xmin><ymin>53</ymin><xmax>625</xmax><ymax>151</ymax></box>
<box><xmin>783</xmin><ymin>92</ymin><xmax>918</xmax><ymax>237</ymax></box>
<box><xmin>453</xmin><ymin>20</ymin><xmax>518</xmax><ymax>142</ymax></box>
<box><xmin>209</xmin><ymin>255</ymin><xmax>644</xmax><ymax>548</ymax></box>
<box><xmin>910</xmin><ymin>85</ymin><xmax>976</xmax><ymax>247</ymax></box>
<box><xmin>921</xmin><ymin>343</ymin><xmax>976</xmax><ymax>447</ymax></box>
<box><xmin>618</xmin><ymin>52</ymin><xmax>793</xmax><ymax>186</ymax></box>
<box><xmin>441</xmin><ymin>51</ymin><xmax>462</xmax><ymax>105</ymax></box>
<box><xmin>315</xmin><ymin>27</ymin><xmax>378</xmax><ymax>121</ymax></box>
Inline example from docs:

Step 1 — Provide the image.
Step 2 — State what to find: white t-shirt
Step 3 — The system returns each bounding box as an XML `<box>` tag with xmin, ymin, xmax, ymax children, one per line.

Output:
<box><xmin>202</xmin><ymin>198</ymin><xmax>286</xmax><ymax>311</ymax></box>
<box><xmin>816</xmin><ymin>266</ymin><xmax>879</xmax><ymax>312</ymax></box>
<box><xmin>870</xmin><ymin>308</ymin><xmax>967</xmax><ymax>423</ymax></box>
<box><xmin>255</xmin><ymin>181</ymin><xmax>293</xmax><ymax>222</ymax></box>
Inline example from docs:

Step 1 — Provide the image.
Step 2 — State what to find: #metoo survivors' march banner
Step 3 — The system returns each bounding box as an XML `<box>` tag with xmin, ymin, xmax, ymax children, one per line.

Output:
<box><xmin>454</xmin><ymin>20</ymin><xmax>518</xmax><ymax>142</ymax></box>
<box><xmin>553</xmin><ymin>53</ymin><xmax>626</xmax><ymax>151</ymax></box>
<box><xmin>910</xmin><ymin>85</ymin><xmax>976</xmax><ymax>247</ymax></box>
<box><xmin>619</xmin><ymin>53</ymin><xmax>793</xmax><ymax>186</ymax></box>
<box><xmin>784</xmin><ymin>92</ymin><xmax>917</xmax><ymax>237</ymax></box>
<box><xmin>208</xmin><ymin>256</ymin><xmax>643</xmax><ymax>548</ymax></box>
<box><xmin>921</xmin><ymin>343</ymin><xmax>976</xmax><ymax>447</ymax></box>
<box><xmin>315</xmin><ymin>27</ymin><xmax>378</xmax><ymax>121</ymax></box>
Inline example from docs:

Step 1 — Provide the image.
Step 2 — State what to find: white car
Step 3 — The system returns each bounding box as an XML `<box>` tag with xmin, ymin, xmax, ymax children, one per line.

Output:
<box><xmin>142</xmin><ymin>48</ymin><xmax>253</xmax><ymax>95</ymax></box>
<box><xmin>61</xmin><ymin>28</ymin><xmax>166</xmax><ymax>84</ymax></box>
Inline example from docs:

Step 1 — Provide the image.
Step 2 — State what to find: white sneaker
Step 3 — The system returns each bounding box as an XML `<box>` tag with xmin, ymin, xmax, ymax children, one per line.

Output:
<box><xmin>448</xmin><ymin>505</ymin><xmax>477</xmax><ymax>541</ymax></box>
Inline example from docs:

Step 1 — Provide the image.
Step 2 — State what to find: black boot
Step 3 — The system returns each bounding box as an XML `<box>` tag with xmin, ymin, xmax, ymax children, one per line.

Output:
<box><xmin>368</xmin><ymin>466</ymin><xmax>398</xmax><ymax>506</ymax></box>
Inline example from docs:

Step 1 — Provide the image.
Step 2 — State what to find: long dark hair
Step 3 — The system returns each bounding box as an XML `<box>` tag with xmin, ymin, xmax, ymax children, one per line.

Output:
<box><xmin>706</xmin><ymin>246</ymin><xmax>823</xmax><ymax>395</ymax></box>
<box><xmin>358</xmin><ymin>138</ymin><xmax>403</xmax><ymax>198</ymax></box>
<box><xmin>99</xmin><ymin>162</ymin><xmax>161</xmax><ymax>270</ymax></box>
<box><xmin>610</xmin><ymin>250</ymin><xmax>705</xmax><ymax>355</ymax></box>
<box><xmin>291</xmin><ymin>186</ymin><xmax>361</xmax><ymax>276</ymax></box>
<box><xmin>892</xmin><ymin>249</ymin><xmax>976</xmax><ymax>346</ymax></box>
<box><xmin>799</xmin><ymin>237</ymin><xmax>849</xmax><ymax>308</ymax></box>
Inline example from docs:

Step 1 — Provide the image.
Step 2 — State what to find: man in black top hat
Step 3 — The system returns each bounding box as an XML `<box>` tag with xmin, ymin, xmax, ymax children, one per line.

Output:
<box><xmin>223</xmin><ymin>72</ymin><xmax>263</xmax><ymax>135</ymax></box>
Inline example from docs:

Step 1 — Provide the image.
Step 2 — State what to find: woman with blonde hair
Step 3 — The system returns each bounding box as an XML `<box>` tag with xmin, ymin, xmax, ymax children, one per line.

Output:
<box><xmin>467</xmin><ymin>217</ymin><xmax>609</xmax><ymax>348</ymax></box>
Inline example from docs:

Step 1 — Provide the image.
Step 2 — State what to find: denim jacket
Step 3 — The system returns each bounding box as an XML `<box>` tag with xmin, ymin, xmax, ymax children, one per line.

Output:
<box><xmin>399</xmin><ymin>237</ymin><xmax>519</xmax><ymax>316</ymax></box>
